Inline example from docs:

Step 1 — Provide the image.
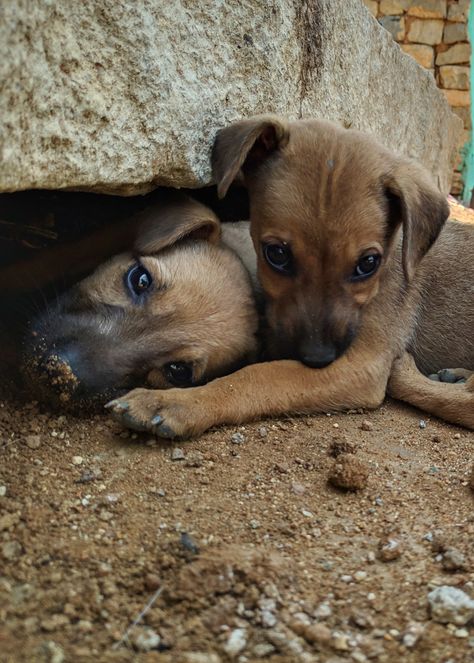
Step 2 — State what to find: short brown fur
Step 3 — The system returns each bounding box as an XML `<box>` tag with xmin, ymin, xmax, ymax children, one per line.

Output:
<box><xmin>109</xmin><ymin>116</ymin><xmax>473</xmax><ymax>436</ymax></box>
<box><xmin>23</xmin><ymin>194</ymin><xmax>259</xmax><ymax>409</ymax></box>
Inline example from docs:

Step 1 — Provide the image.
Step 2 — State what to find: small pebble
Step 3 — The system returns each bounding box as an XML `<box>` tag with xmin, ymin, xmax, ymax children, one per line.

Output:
<box><xmin>419</xmin><ymin>420</ymin><xmax>427</xmax><ymax>429</ymax></box>
<box><xmin>454</xmin><ymin>628</ymin><xmax>469</xmax><ymax>638</ymax></box>
<box><xmin>291</xmin><ymin>482</ymin><xmax>306</xmax><ymax>496</ymax></box>
<box><xmin>0</xmin><ymin>486</ymin><xmax>6</xmax><ymax>497</ymax></box>
<box><xmin>253</xmin><ymin>643</ymin><xmax>275</xmax><ymax>657</ymax></box>
<box><xmin>258</xmin><ymin>427</ymin><xmax>268</xmax><ymax>438</ymax></box>
<box><xmin>314</xmin><ymin>602</ymin><xmax>332</xmax><ymax>619</ymax></box>
<box><xmin>2</xmin><ymin>541</ymin><xmax>22</xmax><ymax>560</ymax></box>
<box><xmin>25</xmin><ymin>435</ymin><xmax>41</xmax><ymax>449</ymax></box>
<box><xmin>224</xmin><ymin>628</ymin><xmax>247</xmax><ymax>656</ymax></box>
<box><xmin>402</xmin><ymin>622</ymin><xmax>424</xmax><ymax>648</ymax></box>
<box><xmin>378</xmin><ymin>537</ymin><xmax>402</xmax><ymax>562</ymax></box>
<box><xmin>144</xmin><ymin>573</ymin><xmax>161</xmax><ymax>591</ymax></box>
<box><xmin>360</xmin><ymin>420</ymin><xmax>373</xmax><ymax>432</ymax></box>
<box><xmin>261</xmin><ymin>609</ymin><xmax>277</xmax><ymax>628</ymax></box>
<box><xmin>180</xmin><ymin>531</ymin><xmax>199</xmax><ymax>555</ymax></box>
<box><xmin>131</xmin><ymin>627</ymin><xmax>161</xmax><ymax>652</ymax></box>
<box><xmin>72</xmin><ymin>456</ymin><xmax>83</xmax><ymax>466</ymax></box>
<box><xmin>249</xmin><ymin>519</ymin><xmax>261</xmax><ymax>529</ymax></box>
<box><xmin>332</xmin><ymin>632</ymin><xmax>350</xmax><ymax>651</ymax></box>
<box><xmin>171</xmin><ymin>448</ymin><xmax>185</xmax><ymax>461</ymax></box>
<box><xmin>341</xmin><ymin>575</ymin><xmax>353</xmax><ymax>583</ymax></box>
<box><xmin>354</xmin><ymin>570</ymin><xmax>367</xmax><ymax>582</ymax></box>
<box><xmin>442</xmin><ymin>547</ymin><xmax>466</xmax><ymax>572</ymax></box>
<box><xmin>185</xmin><ymin>451</ymin><xmax>204</xmax><ymax>467</ymax></box>
<box><xmin>231</xmin><ymin>432</ymin><xmax>245</xmax><ymax>444</ymax></box>
<box><xmin>303</xmin><ymin>623</ymin><xmax>332</xmax><ymax>645</ymax></box>
<box><xmin>329</xmin><ymin>439</ymin><xmax>357</xmax><ymax>457</ymax></box>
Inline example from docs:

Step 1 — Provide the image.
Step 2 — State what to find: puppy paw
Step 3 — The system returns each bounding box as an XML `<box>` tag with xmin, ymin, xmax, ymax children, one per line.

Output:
<box><xmin>105</xmin><ymin>387</ymin><xmax>212</xmax><ymax>440</ymax></box>
<box><xmin>428</xmin><ymin>368</ymin><xmax>473</xmax><ymax>384</ymax></box>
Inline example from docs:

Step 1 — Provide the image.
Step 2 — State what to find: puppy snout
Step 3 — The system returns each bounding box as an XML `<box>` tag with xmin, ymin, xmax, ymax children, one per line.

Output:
<box><xmin>298</xmin><ymin>340</ymin><xmax>337</xmax><ymax>368</ymax></box>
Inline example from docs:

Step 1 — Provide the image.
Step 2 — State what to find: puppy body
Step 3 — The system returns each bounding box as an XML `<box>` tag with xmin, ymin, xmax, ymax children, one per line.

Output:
<box><xmin>109</xmin><ymin>118</ymin><xmax>473</xmax><ymax>436</ymax></box>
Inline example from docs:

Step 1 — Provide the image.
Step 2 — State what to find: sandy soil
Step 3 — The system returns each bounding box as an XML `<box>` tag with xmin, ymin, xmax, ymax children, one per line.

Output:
<box><xmin>1</xmin><ymin>394</ymin><xmax>473</xmax><ymax>663</ymax></box>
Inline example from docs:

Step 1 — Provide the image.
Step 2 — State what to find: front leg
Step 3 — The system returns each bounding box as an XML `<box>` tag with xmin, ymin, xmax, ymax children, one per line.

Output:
<box><xmin>107</xmin><ymin>346</ymin><xmax>392</xmax><ymax>439</ymax></box>
<box><xmin>388</xmin><ymin>353</ymin><xmax>474</xmax><ymax>430</ymax></box>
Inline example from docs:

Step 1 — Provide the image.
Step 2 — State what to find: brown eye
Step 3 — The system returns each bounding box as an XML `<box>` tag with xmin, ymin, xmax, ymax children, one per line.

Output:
<box><xmin>351</xmin><ymin>253</ymin><xmax>381</xmax><ymax>281</ymax></box>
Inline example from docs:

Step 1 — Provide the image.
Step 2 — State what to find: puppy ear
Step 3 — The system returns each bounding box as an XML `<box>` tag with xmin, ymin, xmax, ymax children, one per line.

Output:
<box><xmin>212</xmin><ymin>114</ymin><xmax>290</xmax><ymax>199</ymax></box>
<box><xmin>384</xmin><ymin>162</ymin><xmax>449</xmax><ymax>282</ymax></box>
<box><xmin>134</xmin><ymin>193</ymin><xmax>221</xmax><ymax>255</ymax></box>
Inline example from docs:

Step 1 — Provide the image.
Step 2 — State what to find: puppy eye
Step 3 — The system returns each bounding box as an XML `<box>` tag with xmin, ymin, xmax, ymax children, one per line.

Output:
<box><xmin>125</xmin><ymin>263</ymin><xmax>153</xmax><ymax>298</ymax></box>
<box><xmin>262</xmin><ymin>242</ymin><xmax>294</xmax><ymax>275</ymax></box>
<box><xmin>351</xmin><ymin>253</ymin><xmax>381</xmax><ymax>281</ymax></box>
<box><xmin>165</xmin><ymin>362</ymin><xmax>193</xmax><ymax>387</ymax></box>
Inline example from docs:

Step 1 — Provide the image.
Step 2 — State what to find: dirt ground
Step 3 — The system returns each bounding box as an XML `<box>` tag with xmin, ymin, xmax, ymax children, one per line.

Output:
<box><xmin>1</xmin><ymin>393</ymin><xmax>473</xmax><ymax>663</ymax></box>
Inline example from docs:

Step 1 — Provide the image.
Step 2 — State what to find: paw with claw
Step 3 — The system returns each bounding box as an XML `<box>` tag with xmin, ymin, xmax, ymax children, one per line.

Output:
<box><xmin>105</xmin><ymin>387</ymin><xmax>215</xmax><ymax>440</ymax></box>
<box><xmin>428</xmin><ymin>367</ymin><xmax>473</xmax><ymax>385</ymax></box>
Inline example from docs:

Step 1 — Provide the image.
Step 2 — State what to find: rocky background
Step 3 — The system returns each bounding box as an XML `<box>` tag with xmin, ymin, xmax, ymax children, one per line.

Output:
<box><xmin>363</xmin><ymin>0</ymin><xmax>471</xmax><ymax>196</ymax></box>
<box><xmin>0</xmin><ymin>0</ymin><xmax>461</xmax><ymax>196</ymax></box>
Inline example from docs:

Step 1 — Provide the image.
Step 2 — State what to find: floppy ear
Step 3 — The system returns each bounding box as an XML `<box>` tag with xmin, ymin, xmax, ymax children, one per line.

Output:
<box><xmin>384</xmin><ymin>161</ymin><xmax>449</xmax><ymax>282</ymax></box>
<box><xmin>212</xmin><ymin>114</ymin><xmax>290</xmax><ymax>199</ymax></box>
<box><xmin>134</xmin><ymin>192</ymin><xmax>221</xmax><ymax>255</ymax></box>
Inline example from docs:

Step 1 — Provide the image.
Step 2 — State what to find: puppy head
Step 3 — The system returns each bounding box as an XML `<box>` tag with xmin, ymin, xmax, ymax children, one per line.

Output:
<box><xmin>213</xmin><ymin>116</ymin><xmax>448</xmax><ymax>366</ymax></box>
<box><xmin>23</xmin><ymin>194</ymin><xmax>258</xmax><ymax>409</ymax></box>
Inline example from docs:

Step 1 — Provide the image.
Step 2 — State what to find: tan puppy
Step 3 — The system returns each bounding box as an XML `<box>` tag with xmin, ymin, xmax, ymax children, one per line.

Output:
<box><xmin>108</xmin><ymin>116</ymin><xmax>473</xmax><ymax>436</ymax></box>
<box><xmin>23</xmin><ymin>194</ymin><xmax>259</xmax><ymax>410</ymax></box>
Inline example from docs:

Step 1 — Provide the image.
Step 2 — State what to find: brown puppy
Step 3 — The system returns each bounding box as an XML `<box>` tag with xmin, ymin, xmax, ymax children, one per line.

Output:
<box><xmin>107</xmin><ymin>116</ymin><xmax>474</xmax><ymax>436</ymax></box>
<box><xmin>23</xmin><ymin>194</ymin><xmax>259</xmax><ymax>410</ymax></box>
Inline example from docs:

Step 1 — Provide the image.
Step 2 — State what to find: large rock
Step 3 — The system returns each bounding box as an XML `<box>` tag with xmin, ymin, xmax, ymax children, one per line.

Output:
<box><xmin>0</xmin><ymin>0</ymin><xmax>461</xmax><ymax>195</ymax></box>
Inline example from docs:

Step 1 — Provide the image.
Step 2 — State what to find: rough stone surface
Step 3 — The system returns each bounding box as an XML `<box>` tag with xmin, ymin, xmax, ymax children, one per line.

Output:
<box><xmin>452</xmin><ymin>106</ymin><xmax>471</xmax><ymax>130</ymax></box>
<box><xmin>401</xmin><ymin>44</ymin><xmax>434</xmax><ymax>69</ymax></box>
<box><xmin>0</xmin><ymin>0</ymin><xmax>461</xmax><ymax>195</ymax></box>
<box><xmin>379</xmin><ymin>15</ymin><xmax>405</xmax><ymax>40</ymax></box>
<box><xmin>363</xmin><ymin>0</ymin><xmax>379</xmax><ymax>16</ymax></box>
<box><xmin>443</xmin><ymin>89</ymin><xmax>470</xmax><ymax>107</ymax></box>
<box><xmin>406</xmin><ymin>1</ymin><xmax>447</xmax><ymax>19</ymax></box>
<box><xmin>380</xmin><ymin>0</ymin><xmax>411</xmax><ymax>14</ymax></box>
<box><xmin>407</xmin><ymin>18</ymin><xmax>444</xmax><ymax>44</ymax></box>
<box><xmin>443</xmin><ymin>21</ymin><xmax>468</xmax><ymax>44</ymax></box>
<box><xmin>447</xmin><ymin>0</ymin><xmax>469</xmax><ymax>22</ymax></box>
<box><xmin>439</xmin><ymin>65</ymin><xmax>470</xmax><ymax>90</ymax></box>
<box><xmin>436</xmin><ymin>42</ymin><xmax>472</xmax><ymax>65</ymax></box>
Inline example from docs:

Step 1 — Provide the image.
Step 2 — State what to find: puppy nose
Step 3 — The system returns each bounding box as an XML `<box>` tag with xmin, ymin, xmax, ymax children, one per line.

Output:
<box><xmin>299</xmin><ymin>342</ymin><xmax>337</xmax><ymax>369</ymax></box>
<box><xmin>40</xmin><ymin>345</ymin><xmax>81</xmax><ymax>390</ymax></box>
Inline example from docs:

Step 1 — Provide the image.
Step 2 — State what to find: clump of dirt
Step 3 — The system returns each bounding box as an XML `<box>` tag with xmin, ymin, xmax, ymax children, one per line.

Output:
<box><xmin>328</xmin><ymin>454</ymin><xmax>369</xmax><ymax>491</ymax></box>
<box><xmin>0</xmin><ymin>395</ymin><xmax>473</xmax><ymax>662</ymax></box>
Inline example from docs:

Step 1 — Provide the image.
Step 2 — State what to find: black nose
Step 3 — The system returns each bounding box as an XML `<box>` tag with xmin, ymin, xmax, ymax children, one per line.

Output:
<box><xmin>299</xmin><ymin>342</ymin><xmax>337</xmax><ymax>368</ymax></box>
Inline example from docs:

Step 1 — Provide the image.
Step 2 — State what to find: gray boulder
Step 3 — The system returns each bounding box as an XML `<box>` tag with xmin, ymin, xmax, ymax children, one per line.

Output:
<box><xmin>0</xmin><ymin>0</ymin><xmax>460</xmax><ymax>195</ymax></box>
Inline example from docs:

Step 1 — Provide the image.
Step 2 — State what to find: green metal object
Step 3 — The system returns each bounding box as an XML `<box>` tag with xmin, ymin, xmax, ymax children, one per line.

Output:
<box><xmin>461</xmin><ymin>1</ymin><xmax>474</xmax><ymax>204</ymax></box>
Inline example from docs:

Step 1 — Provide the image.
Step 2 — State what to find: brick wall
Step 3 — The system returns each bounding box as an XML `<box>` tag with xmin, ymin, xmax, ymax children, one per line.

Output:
<box><xmin>363</xmin><ymin>0</ymin><xmax>471</xmax><ymax>196</ymax></box>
